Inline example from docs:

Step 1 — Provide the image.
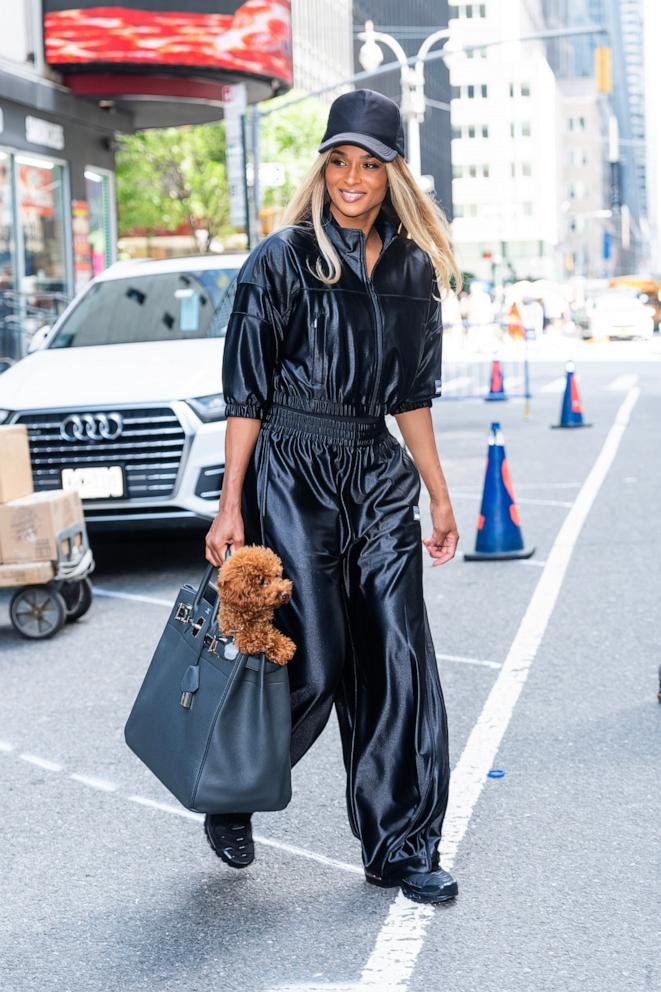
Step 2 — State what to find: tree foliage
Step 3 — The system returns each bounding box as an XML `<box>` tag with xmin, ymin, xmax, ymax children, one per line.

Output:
<box><xmin>115</xmin><ymin>89</ymin><xmax>329</xmax><ymax>249</ymax></box>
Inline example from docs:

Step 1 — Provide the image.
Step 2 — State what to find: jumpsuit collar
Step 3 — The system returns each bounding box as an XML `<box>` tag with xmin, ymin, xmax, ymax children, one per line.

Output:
<box><xmin>321</xmin><ymin>203</ymin><xmax>400</xmax><ymax>281</ymax></box>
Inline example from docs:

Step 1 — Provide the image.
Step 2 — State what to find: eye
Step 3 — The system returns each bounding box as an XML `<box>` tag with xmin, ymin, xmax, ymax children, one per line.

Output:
<box><xmin>364</xmin><ymin>161</ymin><xmax>380</xmax><ymax>169</ymax></box>
<box><xmin>330</xmin><ymin>157</ymin><xmax>345</xmax><ymax>166</ymax></box>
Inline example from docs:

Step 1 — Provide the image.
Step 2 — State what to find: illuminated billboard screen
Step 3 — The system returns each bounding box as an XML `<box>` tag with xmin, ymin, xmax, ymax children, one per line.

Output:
<box><xmin>43</xmin><ymin>1</ymin><xmax>292</xmax><ymax>85</ymax></box>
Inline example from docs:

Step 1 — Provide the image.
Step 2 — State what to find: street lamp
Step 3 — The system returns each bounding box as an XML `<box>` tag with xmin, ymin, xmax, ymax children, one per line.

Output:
<box><xmin>357</xmin><ymin>20</ymin><xmax>450</xmax><ymax>179</ymax></box>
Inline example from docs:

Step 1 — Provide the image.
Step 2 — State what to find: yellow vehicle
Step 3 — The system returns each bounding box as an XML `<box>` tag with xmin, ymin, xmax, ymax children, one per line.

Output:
<box><xmin>609</xmin><ymin>276</ymin><xmax>661</xmax><ymax>330</ymax></box>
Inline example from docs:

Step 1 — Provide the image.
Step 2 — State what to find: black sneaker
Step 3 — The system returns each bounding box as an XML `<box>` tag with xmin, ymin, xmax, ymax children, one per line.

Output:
<box><xmin>400</xmin><ymin>867</ymin><xmax>458</xmax><ymax>905</ymax></box>
<box><xmin>204</xmin><ymin>812</ymin><xmax>254</xmax><ymax>868</ymax></box>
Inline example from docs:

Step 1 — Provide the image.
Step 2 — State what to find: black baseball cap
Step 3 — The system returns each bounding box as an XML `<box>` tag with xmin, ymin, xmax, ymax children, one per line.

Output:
<box><xmin>318</xmin><ymin>89</ymin><xmax>405</xmax><ymax>162</ymax></box>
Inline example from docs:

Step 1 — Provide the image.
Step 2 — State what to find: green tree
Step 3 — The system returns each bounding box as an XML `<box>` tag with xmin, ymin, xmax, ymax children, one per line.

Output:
<box><xmin>115</xmin><ymin>89</ymin><xmax>329</xmax><ymax>248</ymax></box>
<box><xmin>116</xmin><ymin>122</ymin><xmax>229</xmax><ymax>250</ymax></box>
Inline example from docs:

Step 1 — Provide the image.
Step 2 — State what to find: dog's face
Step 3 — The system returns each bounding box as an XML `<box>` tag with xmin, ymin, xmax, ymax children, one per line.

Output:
<box><xmin>218</xmin><ymin>546</ymin><xmax>292</xmax><ymax>613</ymax></box>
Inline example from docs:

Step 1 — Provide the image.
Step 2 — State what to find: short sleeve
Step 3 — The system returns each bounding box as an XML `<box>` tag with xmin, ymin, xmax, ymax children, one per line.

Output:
<box><xmin>221</xmin><ymin>235</ymin><xmax>298</xmax><ymax>420</ymax></box>
<box><xmin>391</xmin><ymin>273</ymin><xmax>443</xmax><ymax>415</ymax></box>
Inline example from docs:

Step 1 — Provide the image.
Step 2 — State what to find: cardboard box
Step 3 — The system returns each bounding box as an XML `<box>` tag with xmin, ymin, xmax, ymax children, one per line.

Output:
<box><xmin>0</xmin><ymin>489</ymin><xmax>84</xmax><ymax>564</ymax></box>
<box><xmin>0</xmin><ymin>561</ymin><xmax>54</xmax><ymax>588</ymax></box>
<box><xmin>0</xmin><ymin>425</ymin><xmax>33</xmax><ymax>504</ymax></box>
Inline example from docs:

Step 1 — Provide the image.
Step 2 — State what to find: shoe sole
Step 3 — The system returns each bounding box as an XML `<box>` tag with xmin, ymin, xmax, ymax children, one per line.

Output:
<box><xmin>400</xmin><ymin>882</ymin><xmax>459</xmax><ymax>905</ymax></box>
<box><xmin>204</xmin><ymin>818</ymin><xmax>254</xmax><ymax>869</ymax></box>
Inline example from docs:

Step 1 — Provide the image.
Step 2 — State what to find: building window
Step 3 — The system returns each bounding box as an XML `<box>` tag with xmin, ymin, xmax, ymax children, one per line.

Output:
<box><xmin>481</xmin><ymin>84</ymin><xmax>488</xmax><ymax>98</ymax></box>
<box><xmin>483</xmin><ymin>164</ymin><xmax>490</xmax><ymax>178</ymax></box>
<box><xmin>510</xmin><ymin>122</ymin><xmax>515</xmax><ymax>138</ymax></box>
<box><xmin>467</xmin><ymin>125</ymin><xmax>476</xmax><ymax>138</ymax></box>
<box><xmin>16</xmin><ymin>155</ymin><xmax>68</xmax><ymax>294</ymax></box>
<box><xmin>453</xmin><ymin>165</ymin><xmax>463</xmax><ymax>178</ymax></box>
<box><xmin>521</xmin><ymin>82</ymin><xmax>531</xmax><ymax>97</ymax></box>
<box><xmin>511</xmin><ymin>162</ymin><xmax>516</xmax><ymax>177</ymax></box>
<box><xmin>522</xmin><ymin>162</ymin><xmax>532</xmax><ymax>177</ymax></box>
<box><xmin>467</xmin><ymin>85</ymin><xmax>475</xmax><ymax>99</ymax></box>
<box><xmin>452</xmin><ymin>85</ymin><xmax>461</xmax><ymax>100</ymax></box>
<box><xmin>482</xmin><ymin>125</ymin><xmax>489</xmax><ymax>137</ymax></box>
<box><xmin>452</xmin><ymin>125</ymin><xmax>462</xmax><ymax>139</ymax></box>
<box><xmin>521</xmin><ymin>121</ymin><xmax>531</xmax><ymax>137</ymax></box>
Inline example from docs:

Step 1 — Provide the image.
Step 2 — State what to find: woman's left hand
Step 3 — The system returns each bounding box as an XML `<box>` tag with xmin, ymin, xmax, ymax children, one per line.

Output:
<box><xmin>422</xmin><ymin>497</ymin><xmax>459</xmax><ymax>566</ymax></box>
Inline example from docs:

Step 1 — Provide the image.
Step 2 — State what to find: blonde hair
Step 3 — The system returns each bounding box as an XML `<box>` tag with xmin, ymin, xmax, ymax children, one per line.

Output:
<box><xmin>280</xmin><ymin>149</ymin><xmax>463</xmax><ymax>295</ymax></box>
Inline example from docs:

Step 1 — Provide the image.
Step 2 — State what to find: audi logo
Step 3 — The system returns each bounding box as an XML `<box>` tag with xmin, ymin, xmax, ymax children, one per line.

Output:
<box><xmin>60</xmin><ymin>412</ymin><xmax>124</xmax><ymax>442</ymax></box>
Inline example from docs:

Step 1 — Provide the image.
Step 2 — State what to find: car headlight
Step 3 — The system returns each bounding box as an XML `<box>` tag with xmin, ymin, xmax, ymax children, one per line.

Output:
<box><xmin>186</xmin><ymin>394</ymin><xmax>227</xmax><ymax>422</ymax></box>
<box><xmin>0</xmin><ymin>410</ymin><xmax>11</xmax><ymax>424</ymax></box>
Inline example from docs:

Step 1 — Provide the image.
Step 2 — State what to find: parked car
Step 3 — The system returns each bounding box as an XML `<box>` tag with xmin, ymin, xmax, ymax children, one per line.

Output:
<box><xmin>586</xmin><ymin>289</ymin><xmax>655</xmax><ymax>340</ymax></box>
<box><xmin>0</xmin><ymin>254</ymin><xmax>248</xmax><ymax>530</ymax></box>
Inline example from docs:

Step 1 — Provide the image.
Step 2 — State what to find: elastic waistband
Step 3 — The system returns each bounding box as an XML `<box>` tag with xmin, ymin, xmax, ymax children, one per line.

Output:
<box><xmin>263</xmin><ymin>402</ymin><xmax>388</xmax><ymax>444</ymax></box>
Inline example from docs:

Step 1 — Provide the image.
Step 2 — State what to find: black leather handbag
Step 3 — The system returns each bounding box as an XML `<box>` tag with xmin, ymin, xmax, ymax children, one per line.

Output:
<box><xmin>124</xmin><ymin>563</ymin><xmax>292</xmax><ymax>813</ymax></box>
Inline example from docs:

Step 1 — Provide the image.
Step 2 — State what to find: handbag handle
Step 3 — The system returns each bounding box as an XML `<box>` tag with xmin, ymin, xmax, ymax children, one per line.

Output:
<box><xmin>193</xmin><ymin>548</ymin><xmax>232</xmax><ymax>612</ymax></box>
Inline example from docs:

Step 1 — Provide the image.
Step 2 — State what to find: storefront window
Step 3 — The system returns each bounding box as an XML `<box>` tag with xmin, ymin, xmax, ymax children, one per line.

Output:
<box><xmin>0</xmin><ymin>151</ymin><xmax>15</xmax><ymax>293</ymax></box>
<box><xmin>85</xmin><ymin>168</ymin><xmax>113</xmax><ymax>276</ymax></box>
<box><xmin>16</xmin><ymin>154</ymin><xmax>67</xmax><ymax>294</ymax></box>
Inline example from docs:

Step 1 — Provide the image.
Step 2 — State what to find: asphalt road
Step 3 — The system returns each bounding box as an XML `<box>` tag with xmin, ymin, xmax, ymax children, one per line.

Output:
<box><xmin>1</xmin><ymin>348</ymin><xmax>659</xmax><ymax>992</ymax></box>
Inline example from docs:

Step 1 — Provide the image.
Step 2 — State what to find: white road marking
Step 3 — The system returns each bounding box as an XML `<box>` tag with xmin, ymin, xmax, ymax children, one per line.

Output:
<box><xmin>19</xmin><ymin>752</ymin><xmax>63</xmax><ymax>772</ymax></box>
<box><xmin>440</xmin><ymin>376</ymin><xmax>474</xmax><ymax>392</ymax></box>
<box><xmin>127</xmin><ymin>794</ymin><xmax>202</xmax><ymax>820</ymax></box>
<box><xmin>3</xmin><ymin>739</ymin><xmax>365</xmax><ymax>878</ymax></box>
<box><xmin>450</xmin><ymin>491</ymin><xmax>572</xmax><ymax>507</ymax></box>
<box><xmin>70</xmin><ymin>773</ymin><xmax>117</xmax><ymax>793</ymax></box>
<box><xmin>354</xmin><ymin>385</ymin><xmax>640</xmax><ymax>992</ymax></box>
<box><xmin>540</xmin><ymin>377</ymin><xmax>567</xmax><ymax>393</ymax></box>
<box><xmin>93</xmin><ymin>586</ymin><xmax>173</xmax><ymax>607</ymax></box>
<box><xmin>436</xmin><ymin>652</ymin><xmax>501</xmax><ymax>670</ymax></box>
<box><xmin>607</xmin><ymin>374</ymin><xmax>639</xmax><ymax>391</ymax></box>
<box><xmin>516</xmin><ymin>482</ymin><xmax>581</xmax><ymax>490</ymax></box>
<box><xmin>127</xmin><ymin>794</ymin><xmax>363</xmax><ymax>875</ymax></box>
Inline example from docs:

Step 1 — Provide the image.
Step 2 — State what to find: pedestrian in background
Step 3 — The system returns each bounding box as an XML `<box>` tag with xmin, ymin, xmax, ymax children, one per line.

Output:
<box><xmin>206</xmin><ymin>89</ymin><xmax>462</xmax><ymax>905</ymax></box>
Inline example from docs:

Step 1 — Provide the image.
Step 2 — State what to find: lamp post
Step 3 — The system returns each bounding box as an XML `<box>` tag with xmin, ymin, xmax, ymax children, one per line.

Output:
<box><xmin>357</xmin><ymin>20</ymin><xmax>451</xmax><ymax>179</ymax></box>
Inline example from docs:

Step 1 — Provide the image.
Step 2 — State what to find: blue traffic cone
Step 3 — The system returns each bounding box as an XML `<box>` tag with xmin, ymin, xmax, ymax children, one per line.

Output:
<box><xmin>485</xmin><ymin>359</ymin><xmax>508</xmax><ymax>401</ymax></box>
<box><xmin>551</xmin><ymin>362</ymin><xmax>592</xmax><ymax>429</ymax></box>
<box><xmin>464</xmin><ymin>422</ymin><xmax>535</xmax><ymax>561</ymax></box>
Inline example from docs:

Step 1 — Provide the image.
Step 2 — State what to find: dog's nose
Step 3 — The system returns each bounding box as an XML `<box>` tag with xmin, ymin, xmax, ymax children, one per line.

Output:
<box><xmin>279</xmin><ymin>590</ymin><xmax>290</xmax><ymax>603</ymax></box>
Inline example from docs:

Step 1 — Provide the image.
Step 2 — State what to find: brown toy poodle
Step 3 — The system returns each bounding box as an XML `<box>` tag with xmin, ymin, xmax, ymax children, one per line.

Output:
<box><xmin>217</xmin><ymin>545</ymin><xmax>296</xmax><ymax>666</ymax></box>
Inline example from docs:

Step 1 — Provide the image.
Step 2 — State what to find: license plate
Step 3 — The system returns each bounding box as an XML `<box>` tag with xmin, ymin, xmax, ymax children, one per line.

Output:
<box><xmin>61</xmin><ymin>465</ymin><xmax>125</xmax><ymax>499</ymax></box>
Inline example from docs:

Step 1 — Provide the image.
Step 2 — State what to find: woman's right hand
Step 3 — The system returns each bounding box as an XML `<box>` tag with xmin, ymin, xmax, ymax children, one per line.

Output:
<box><xmin>205</xmin><ymin>507</ymin><xmax>244</xmax><ymax>566</ymax></box>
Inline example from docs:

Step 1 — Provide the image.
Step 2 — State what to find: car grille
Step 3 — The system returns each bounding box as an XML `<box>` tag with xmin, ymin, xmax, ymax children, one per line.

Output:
<box><xmin>14</xmin><ymin>407</ymin><xmax>186</xmax><ymax>500</ymax></box>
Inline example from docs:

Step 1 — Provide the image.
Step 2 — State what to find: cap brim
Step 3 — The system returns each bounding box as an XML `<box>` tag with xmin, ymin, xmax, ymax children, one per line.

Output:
<box><xmin>318</xmin><ymin>132</ymin><xmax>399</xmax><ymax>162</ymax></box>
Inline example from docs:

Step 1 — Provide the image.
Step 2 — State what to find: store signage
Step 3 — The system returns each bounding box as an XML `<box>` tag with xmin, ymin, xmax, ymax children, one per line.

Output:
<box><xmin>43</xmin><ymin>1</ymin><xmax>293</xmax><ymax>85</ymax></box>
<box><xmin>25</xmin><ymin>115</ymin><xmax>65</xmax><ymax>151</ymax></box>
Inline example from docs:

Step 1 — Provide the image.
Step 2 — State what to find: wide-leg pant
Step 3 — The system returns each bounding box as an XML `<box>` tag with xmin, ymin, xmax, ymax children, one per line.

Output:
<box><xmin>241</xmin><ymin>401</ymin><xmax>450</xmax><ymax>882</ymax></box>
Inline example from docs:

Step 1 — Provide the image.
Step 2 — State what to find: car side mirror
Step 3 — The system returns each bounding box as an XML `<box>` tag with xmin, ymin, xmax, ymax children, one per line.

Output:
<box><xmin>27</xmin><ymin>324</ymin><xmax>52</xmax><ymax>353</ymax></box>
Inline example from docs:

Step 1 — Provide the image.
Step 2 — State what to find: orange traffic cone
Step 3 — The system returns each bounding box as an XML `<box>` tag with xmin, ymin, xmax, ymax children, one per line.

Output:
<box><xmin>507</xmin><ymin>303</ymin><xmax>526</xmax><ymax>340</ymax></box>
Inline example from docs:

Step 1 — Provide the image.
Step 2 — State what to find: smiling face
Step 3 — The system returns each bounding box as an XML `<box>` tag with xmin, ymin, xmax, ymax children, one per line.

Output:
<box><xmin>324</xmin><ymin>144</ymin><xmax>389</xmax><ymax>227</ymax></box>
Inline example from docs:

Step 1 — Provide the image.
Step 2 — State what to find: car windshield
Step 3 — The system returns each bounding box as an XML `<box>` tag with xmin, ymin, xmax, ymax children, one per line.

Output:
<box><xmin>49</xmin><ymin>268</ymin><xmax>240</xmax><ymax>348</ymax></box>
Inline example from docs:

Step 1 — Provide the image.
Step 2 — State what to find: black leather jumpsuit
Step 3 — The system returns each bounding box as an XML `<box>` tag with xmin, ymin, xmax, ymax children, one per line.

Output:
<box><xmin>221</xmin><ymin>204</ymin><xmax>450</xmax><ymax>883</ymax></box>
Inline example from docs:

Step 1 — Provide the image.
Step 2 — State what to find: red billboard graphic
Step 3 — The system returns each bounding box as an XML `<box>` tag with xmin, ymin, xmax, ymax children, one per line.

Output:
<box><xmin>43</xmin><ymin>1</ymin><xmax>292</xmax><ymax>85</ymax></box>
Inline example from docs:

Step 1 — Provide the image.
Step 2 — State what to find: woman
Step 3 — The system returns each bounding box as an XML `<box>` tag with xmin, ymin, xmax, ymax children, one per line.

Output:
<box><xmin>205</xmin><ymin>89</ymin><xmax>462</xmax><ymax>905</ymax></box>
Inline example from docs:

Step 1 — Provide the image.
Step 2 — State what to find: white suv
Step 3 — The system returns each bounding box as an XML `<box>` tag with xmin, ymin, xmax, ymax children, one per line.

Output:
<box><xmin>0</xmin><ymin>254</ymin><xmax>248</xmax><ymax>530</ymax></box>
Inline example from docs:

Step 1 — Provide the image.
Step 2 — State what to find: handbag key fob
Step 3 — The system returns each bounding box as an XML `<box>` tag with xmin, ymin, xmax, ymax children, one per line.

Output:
<box><xmin>180</xmin><ymin>664</ymin><xmax>200</xmax><ymax>709</ymax></box>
